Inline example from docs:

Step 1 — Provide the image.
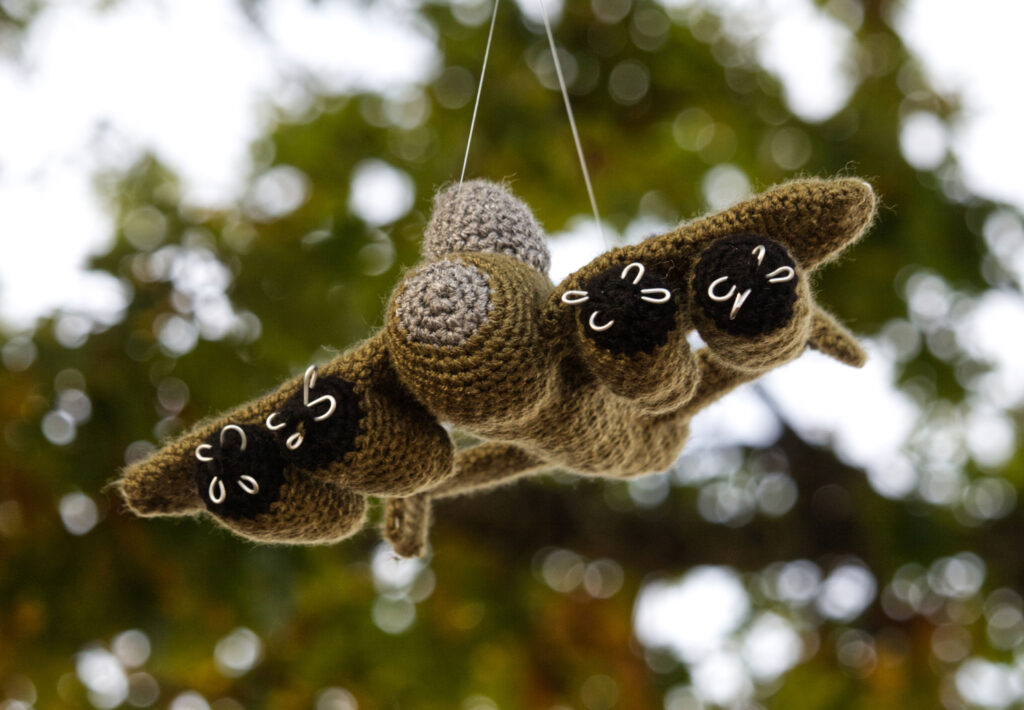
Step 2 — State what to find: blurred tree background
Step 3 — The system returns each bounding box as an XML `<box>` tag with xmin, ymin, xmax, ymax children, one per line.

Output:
<box><xmin>2</xmin><ymin>0</ymin><xmax>1023</xmax><ymax>708</ymax></box>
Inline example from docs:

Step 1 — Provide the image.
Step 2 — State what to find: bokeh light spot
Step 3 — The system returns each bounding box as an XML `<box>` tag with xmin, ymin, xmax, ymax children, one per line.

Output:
<box><xmin>123</xmin><ymin>205</ymin><xmax>167</xmax><ymax>251</ymax></box>
<box><xmin>955</xmin><ymin>658</ymin><xmax>1024</xmax><ymax>709</ymax></box>
<box><xmin>42</xmin><ymin>410</ymin><xmax>76</xmax><ymax>446</ymax></box>
<box><xmin>634</xmin><ymin>566</ymin><xmax>750</xmax><ymax>662</ymax></box>
<box><xmin>592</xmin><ymin>0</ymin><xmax>631</xmax><ymax>24</ymax></box>
<box><xmin>932</xmin><ymin>624</ymin><xmax>972</xmax><ymax>663</ymax></box>
<box><xmin>112</xmin><ymin>630</ymin><xmax>151</xmax><ymax>669</ymax></box>
<box><xmin>1</xmin><ymin>337</ymin><xmax>37</xmax><ymax>372</ymax></box>
<box><xmin>169</xmin><ymin>691</ymin><xmax>210</xmax><ymax>710</ymax></box>
<box><xmin>124</xmin><ymin>440</ymin><xmax>156</xmax><ymax>465</ymax></box>
<box><xmin>900</xmin><ymin>111</ymin><xmax>947</xmax><ymax>170</ymax></box>
<box><xmin>541</xmin><ymin>548</ymin><xmax>586</xmax><ymax>593</ymax></box>
<box><xmin>756</xmin><ymin>473</ymin><xmax>798</xmax><ymax>516</ymax></box>
<box><xmin>316</xmin><ymin>687</ymin><xmax>358</xmax><ymax>710</ymax></box>
<box><xmin>127</xmin><ymin>672</ymin><xmax>160</xmax><ymax>708</ymax></box>
<box><xmin>628</xmin><ymin>471</ymin><xmax>669</xmax><ymax>507</ymax></box>
<box><xmin>530</xmin><ymin>46</ymin><xmax>578</xmax><ymax>92</ymax></box>
<box><xmin>772</xmin><ymin>560</ymin><xmax>821</xmax><ymax>605</ymax></box>
<box><xmin>2</xmin><ymin>675</ymin><xmax>36</xmax><ymax>706</ymax></box>
<box><xmin>58</xmin><ymin>389</ymin><xmax>92</xmax><ymax>424</ymax></box>
<box><xmin>663</xmin><ymin>685</ymin><xmax>703</xmax><ymax>710</ymax></box>
<box><xmin>690</xmin><ymin>649</ymin><xmax>751</xmax><ymax>706</ymax></box>
<box><xmin>928</xmin><ymin>553</ymin><xmax>986</xmax><ymax>599</ymax></box>
<box><xmin>214</xmin><ymin>628</ymin><xmax>263</xmax><ymax>677</ymax></box>
<box><xmin>836</xmin><ymin>629</ymin><xmax>877</xmax><ymax>677</ymax></box>
<box><xmin>433</xmin><ymin>65</ymin><xmax>475</xmax><ymax>109</ymax></box>
<box><xmin>247</xmin><ymin>165</ymin><xmax>310</xmax><ymax>220</ymax></box>
<box><xmin>154</xmin><ymin>314</ymin><xmax>198</xmax><ymax>356</ymax></box>
<box><xmin>701</xmin><ymin>164</ymin><xmax>750</xmax><ymax>210</ymax></box>
<box><xmin>742</xmin><ymin>612</ymin><xmax>802</xmax><ymax>680</ymax></box>
<box><xmin>76</xmin><ymin>647</ymin><xmax>128</xmax><ymax>709</ymax></box>
<box><xmin>631</xmin><ymin>8</ymin><xmax>669</xmax><ymax>51</ymax></box>
<box><xmin>817</xmin><ymin>564</ymin><xmax>876</xmax><ymax>621</ymax></box>
<box><xmin>156</xmin><ymin>378</ymin><xmax>190</xmax><ymax>415</ymax></box>
<box><xmin>770</xmin><ymin>126</ymin><xmax>812</xmax><ymax>170</ymax></box>
<box><xmin>358</xmin><ymin>240</ymin><xmax>397</xmax><ymax>276</ymax></box>
<box><xmin>371</xmin><ymin>596</ymin><xmax>416</xmax><ymax>634</ymax></box>
<box><xmin>54</xmin><ymin>314</ymin><xmax>91</xmax><ymax>348</ymax></box>
<box><xmin>583</xmin><ymin>559</ymin><xmax>624</xmax><ymax>599</ymax></box>
<box><xmin>608</xmin><ymin>59</ymin><xmax>650</xmax><ymax>105</ymax></box>
<box><xmin>371</xmin><ymin>542</ymin><xmax>424</xmax><ymax>593</ymax></box>
<box><xmin>348</xmin><ymin>160</ymin><xmax>415</xmax><ymax>226</ymax></box>
<box><xmin>59</xmin><ymin>492</ymin><xmax>98</xmax><ymax>535</ymax></box>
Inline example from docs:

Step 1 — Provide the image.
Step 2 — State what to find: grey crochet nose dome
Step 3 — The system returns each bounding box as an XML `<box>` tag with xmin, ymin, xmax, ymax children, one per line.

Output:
<box><xmin>422</xmin><ymin>180</ymin><xmax>551</xmax><ymax>274</ymax></box>
<box><xmin>395</xmin><ymin>260</ymin><xmax>493</xmax><ymax>347</ymax></box>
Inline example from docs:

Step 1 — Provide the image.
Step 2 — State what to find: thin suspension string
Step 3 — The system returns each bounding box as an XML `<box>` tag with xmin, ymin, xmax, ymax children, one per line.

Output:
<box><xmin>535</xmin><ymin>0</ymin><xmax>608</xmax><ymax>248</ymax></box>
<box><xmin>459</xmin><ymin>0</ymin><xmax>501</xmax><ymax>187</ymax></box>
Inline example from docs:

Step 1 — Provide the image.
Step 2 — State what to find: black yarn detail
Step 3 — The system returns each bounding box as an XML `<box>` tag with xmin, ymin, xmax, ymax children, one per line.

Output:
<box><xmin>579</xmin><ymin>264</ymin><xmax>678</xmax><ymax>355</ymax></box>
<box><xmin>270</xmin><ymin>376</ymin><xmax>363</xmax><ymax>471</ymax></box>
<box><xmin>692</xmin><ymin>234</ymin><xmax>798</xmax><ymax>337</ymax></box>
<box><xmin>194</xmin><ymin>424</ymin><xmax>285</xmax><ymax>520</ymax></box>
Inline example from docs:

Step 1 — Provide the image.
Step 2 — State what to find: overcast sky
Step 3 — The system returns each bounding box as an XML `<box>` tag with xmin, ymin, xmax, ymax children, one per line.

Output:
<box><xmin>0</xmin><ymin>0</ymin><xmax>1022</xmax><ymax>330</ymax></box>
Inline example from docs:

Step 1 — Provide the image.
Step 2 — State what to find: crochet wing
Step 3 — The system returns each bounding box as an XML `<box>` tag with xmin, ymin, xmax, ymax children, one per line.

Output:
<box><xmin>116</xmin><ymin>333</ymin><xmax>454</xmax><ymax>544</ymax></box>
<box><xmin>544</xmin><ymin>178</ymin><xmax>876</xmax><ymax>371</ymax></box>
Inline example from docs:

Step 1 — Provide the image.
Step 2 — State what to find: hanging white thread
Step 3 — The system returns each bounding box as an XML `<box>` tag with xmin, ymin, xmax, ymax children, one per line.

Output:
<box><xmin>457</xmin><ymin>0</ymin><xmax>607</xmax><ymax>250</ymax></box>
<box><xmin>459</xmin><ymin>0</ymin><xmax>501</xmax><ymax>187</ymax></box>
<box><xmin>535</xmin><ymin>0</ymin><xmax>607</xmax><ymax>249</ymax></box>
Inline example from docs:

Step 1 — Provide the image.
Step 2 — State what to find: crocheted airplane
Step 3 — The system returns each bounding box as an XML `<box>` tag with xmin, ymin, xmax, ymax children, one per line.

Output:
<box><xmin>117</xmin><ymin>177</ymin><xmax>876</xmax><ymax>557</ymax></box>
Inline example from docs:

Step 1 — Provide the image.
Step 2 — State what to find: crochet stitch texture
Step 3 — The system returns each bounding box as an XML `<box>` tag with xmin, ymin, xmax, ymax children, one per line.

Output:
<box><xmin>116</xmin><ymin>177</ymin><xmax>877</xmax><ymax>557</ymax></box>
